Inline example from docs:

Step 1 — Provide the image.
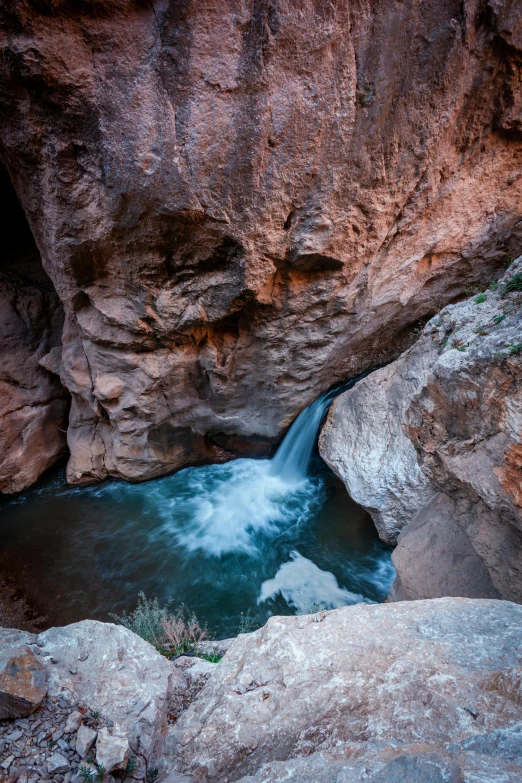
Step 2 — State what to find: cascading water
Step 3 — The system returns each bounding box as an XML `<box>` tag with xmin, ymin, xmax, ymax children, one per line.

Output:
<box><xmin>0</xmin><ymin>373</ymin><xmax>393</xmax><ymax>635</ymax></box>
<box><xmin>269</xmin><ymin>375</ymin><xmax>364</xmax><ymax>483</ymax></box>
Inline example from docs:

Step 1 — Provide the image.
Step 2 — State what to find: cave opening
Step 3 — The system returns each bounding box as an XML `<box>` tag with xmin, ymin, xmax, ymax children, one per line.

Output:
<box><xmin>0</xmin><ymin>161</ymin><xmax>51</xmax><ymax>286</ymax></box>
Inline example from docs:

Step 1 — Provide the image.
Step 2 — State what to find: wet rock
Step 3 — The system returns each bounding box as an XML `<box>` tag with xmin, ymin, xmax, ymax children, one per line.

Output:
<box><xmin>95</xmin><ymin>728</ymin><xmax>129</xmax><ymax>773</ymax></box>
<box><xmin>0</xmin><ymin>632</ymin><xmax>47</xmax><ymax>720</ymax></box>
<box><xmin>39</xmin><ymin>621</ymin><xmax>187</xmax><ymax>763</ymax></box>
<box><xmin>320</xmin><ymin>258</ymin><xmax>522</xmax><ymax>602</ymax></box>
<box><xmin>75</xmin><ymin>726</ymin><xmax>96</xmax><ymax>759</ymax></box>
<box><xmin>167</xmin><ymin>598</ymin><xmax>522</xmax><ymax>783</ymax></box>
<box><xmin>1</xmin><ymin>1</ymin><xmax>522</xmax><ymax>487</ymax></box>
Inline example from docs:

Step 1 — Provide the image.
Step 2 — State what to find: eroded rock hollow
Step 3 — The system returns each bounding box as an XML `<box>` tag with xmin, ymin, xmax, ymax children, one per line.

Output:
<box><xmin>0</xmin><ymin>164</ymin><xmax>68</xmax><ymax>494</ymax></box>
<box><xmin>1</xmin><ymin>0</ymin><xmax>521</xmax><ymax>487</ymax></box>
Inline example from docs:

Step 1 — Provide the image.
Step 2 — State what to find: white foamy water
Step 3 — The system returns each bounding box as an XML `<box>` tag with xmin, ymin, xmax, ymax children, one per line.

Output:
<box><xmin>153</xmin><ymin>458</ymin><xmax>324</xmax><ymax>557</ymax></box>
<box><xmin>258</xmin><ymin>550</ymin><xmax>368</xmax><ymax>613</ymax></box>
<box><xmin>0</xmin><ymin>372</ymin><xmax>394</xmax><ymax>635</ymax></box>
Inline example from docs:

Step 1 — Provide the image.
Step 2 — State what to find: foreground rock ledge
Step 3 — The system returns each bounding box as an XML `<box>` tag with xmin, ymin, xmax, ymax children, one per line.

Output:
<box><xmin>167</xmin><ymin>598</ymin><xmax>522</xmax><ymax>783</ymax></box>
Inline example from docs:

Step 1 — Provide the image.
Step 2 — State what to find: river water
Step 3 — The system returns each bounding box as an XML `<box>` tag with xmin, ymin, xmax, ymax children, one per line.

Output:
<box><xmin>0</xmin><ymin>380</ymin><xmax>394</xmax><ymax>637</ymax></box>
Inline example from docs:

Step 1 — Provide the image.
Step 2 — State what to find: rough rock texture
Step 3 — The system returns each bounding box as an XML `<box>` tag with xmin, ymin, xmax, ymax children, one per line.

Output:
<box><xmin>37</xmin><ymin>620</ymin><xmax>187</xmax><ymax>762</ymax></box>
<box><xmin>1</xmin><ymin>0</ymin><xmax>522</xmax><ymax>486</ymax></box>
<box><xmin>320</xmin><ymin>257</ymin><xmax>522</xmax><ymax>602</ymax></box>
<box><xmin>167</xmin><ymin>598</ymin><xmax>522</xmax><ymax>783</ymax></box>
<box><xmin>0</xmin><ymin>629</ymin><xmax>47</xmax><ymax>720</ymax></box>
<box><xmin>232</xmin><ymin>742</ymin><xmax>522</xmax><ymax>783</ymax></box>
<box><xmin>0</xmin><ymin>165</ymin><xmax>68</xmax><ymax>495</ymax></box>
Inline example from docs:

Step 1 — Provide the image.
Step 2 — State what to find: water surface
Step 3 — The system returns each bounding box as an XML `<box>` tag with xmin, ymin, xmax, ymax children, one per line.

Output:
<box><xmin>0</xmin><ymin>383</ymin><xmax>394</xmax><ymax>637</ymax></box>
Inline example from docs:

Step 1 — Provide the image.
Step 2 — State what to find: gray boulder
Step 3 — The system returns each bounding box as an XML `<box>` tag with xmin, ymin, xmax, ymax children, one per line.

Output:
<box><xmin>167</xmin><ymin>598</ymin><xmax>522</xmax><ymax>783</ymax></box>
<box><xmin>37</xmin><ymin>620</ymin><xmax>187</xmax><ymax>762</ymax></box>
<box><xmin>320</xmin><ymin>257</ymin><xmax>522</xmax><ymax>602</ymax></box>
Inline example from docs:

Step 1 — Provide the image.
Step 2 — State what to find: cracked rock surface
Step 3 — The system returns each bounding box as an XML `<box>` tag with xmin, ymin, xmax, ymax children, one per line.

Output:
<box><xmin>320</xmin><ymin>257</ymin><xmax>522</xmax><ymax>602</ymax></box>
<box><xmin>1</xmin><ymin>0</ymin><xmax>521</xmax><ymax>486</ymax></box>
<box><xmin>166</xmin><ymin>598</ymin><xmax>522</xmax><ymax>783</ymax></box>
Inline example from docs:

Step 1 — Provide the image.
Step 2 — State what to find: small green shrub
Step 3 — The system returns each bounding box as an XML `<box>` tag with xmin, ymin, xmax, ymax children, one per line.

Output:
<box><xmin>238</xmin><ymin>609</ymin><xmax>258</xmax><ymax>635</ymax></box>
<box><xmin>474</xmin><ymin>324</ymin><xmax>488</xmax><ymax>336</ymax></box>
<box><xmin>111</xmin><ymin>593</ymin><xmax>208</xmax><ymax>656</ymax></box>
<box><xmin>493</xmin><ymin>314</ymin><xmax>505</xmax><ymax>324</ymax></box>
<box><xmin>509</xmin><ymin>343</ymin><xmax>522</xmax><ymax>355</ymax></box>
<box><xmin>197</xmin><ymin>651</ymin><xmax>223</xmax><ymax>663</ymax></box>
<box><xmin>503</xmin><ymin>272</ymin><xmax>522</xmax><ymax>294</ymax></box>
<box><xmin>489</xmin><ymin>281</ymin><xmax>499</xmax><ymax>292</ymax></box>
<box><xmin>79</xmin><ymin>767</ymin><xmax>96</xmax><ymax>783</ymax></box>
<box><xmin>475</xmin><ymin>293</ymin><xmax>487</xmax><ymax>304</ymax></box>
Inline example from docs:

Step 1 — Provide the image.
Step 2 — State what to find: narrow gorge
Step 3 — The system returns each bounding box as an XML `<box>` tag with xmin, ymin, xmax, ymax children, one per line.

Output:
<box><xmin>0</xmin><ymin>1</ymin><xmax>521</xmax><ymax>782</ymax></box>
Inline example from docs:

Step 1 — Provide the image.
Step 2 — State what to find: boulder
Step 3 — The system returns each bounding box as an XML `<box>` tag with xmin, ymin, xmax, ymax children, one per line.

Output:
<box><xmin>76</xmin><ymin>725</ymin><xmax>97</xmax><ymax>758</ymax></box>
<box><xmin>231</xmin><ymin>747</ymin><xmax>522</xmax><ymax>783</ymax></box>
<box><xmin>1</xmin><ymin>0</ymin><xmax>521</xmax><ymax>486</ymax></box>
<box><xmin>37</xmin><ymin>620</ymin><xmax>187</xmax><ymax>763</ymax></box>
<box><xmin>64</xmin><ymin>710</ymin><xmax>83</xmax><ymax>733</ymax></box>
<box><xmin>95</xmin><ymin>727</ymin><xmax>129</xmax><ymax>773</ymax></box>
<box><xmin>0</xmin><ymin>629</ymin><xmax>47</xmax><ymax>719</ymax></box>
<box><xmin>46</xmin><ymin>752</ymin><xmax>70</xmax><ymax>775</ymax></box>
<box><xmin>167</xmin><ymin>598</ymin><xmax>522</xmax><ymax>782</ymax></box>
<box><xmin>320</xmin><ymin>257</ymin><xmax>522</xmax><ymax>602</ymax></box>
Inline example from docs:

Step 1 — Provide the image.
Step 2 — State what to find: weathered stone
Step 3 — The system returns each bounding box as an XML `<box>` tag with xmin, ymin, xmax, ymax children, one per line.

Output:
<box><xmin>387</xmin><ymin>493</ymin><xmax>501</xmax><ymax>602</ymax></box>
<box><xmin>46</xmin><ymin>753</ymin><xmax>70</xmax><ymax>776</ymax></box>
<box><xmin>63</xmin><ymin>713</ymin><xmax>82</xmax><ymax>734</ymax></box>
<box><xmin>38</xmin><ymin>621</ymin><xmax>187</xmax><ymax>763</ymax></box>
<box><xmin>0</xmin><ymin>166</ymin><xmax>68</xmax><ymax>495</ymax></box>
<box><xmin>167</xmin><ymin>598</ymin><xmax>522</xmax><ymax>783</ymax></box>
<box><xmin>320</xmin><ymin>257</ymin><xmax>522</xmax><ymax>602</ymax></box>
<box><xmin>232</xmin><ymin>746</ymin><xmax>522</xmax><ymax>783</ymax></box>
<box><xmin>75</xmin><ymin>726</ymin><xmax>96</xmax><ymax>759</ymax></box>
<box><xmin>195</xmin><ymin>639</ymin><xmax>236</xmax><ymax>658</ymax></box>
<box><xmin>95</xmin><ymin>728</ymin><xmax>129</xmax><ymax>774</ymax></box>
<box><xmin>0</xmin><ymin>631</ymin><xmax>47</xmax><ymax>720</ymax></box>
<box><xmin>0</xmin><ymin>0</ymin><xmax>521</xmax><ymax>488</ymax></box>
<box><xmin>172</xmin><ymin>658</ymin><xmax>217</xmax><ymax>683</ymax></box>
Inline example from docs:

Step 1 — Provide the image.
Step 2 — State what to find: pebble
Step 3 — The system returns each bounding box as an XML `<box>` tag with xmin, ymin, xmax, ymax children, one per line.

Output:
<box><xmin>77</xmin><ymin>653</ymin><xmax>88</xmax><ymax>662</ymax></box>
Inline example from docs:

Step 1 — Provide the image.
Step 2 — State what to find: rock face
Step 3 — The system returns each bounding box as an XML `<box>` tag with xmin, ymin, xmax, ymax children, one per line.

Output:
<box><xmin>0</xmin><ymin>0</ymin><xmax>521</xmax><ymax>486</ymax></box>
<box><xmin>0</xmin><ymin>165</ymin><xmax>68</xmax><ymax>494</ymax></box>
<box><xmin>320</xmin><ymin>257</ymin><xmax>522</xmax><ymax>602</ymax></box>
<box><xmin>37</xmin><ymin>620</ymin><xmax>187</xmax><ymax>762</ymax></box>
<box><xmin>0</xmin><ymin>629</ymin><xmax>47</xmax><ymax>719</ymax></box>
<box><xmin>167</xmin><ymin>598</ymin><xmax>522</xmax><ymax>783</ymax></box>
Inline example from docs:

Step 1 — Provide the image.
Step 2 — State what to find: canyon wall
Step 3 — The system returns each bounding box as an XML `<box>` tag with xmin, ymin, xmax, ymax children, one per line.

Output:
<box><xmin>0</xmin><ymin>165</ymin><xmax>68</xmax><ymax>494</ymax></box>
<box><xmin>0</xmin><ymin>0</ymin><xmax>521</xmax><ymax>487</ymax></box>
<box><xmin>320</xmin><ymin>258</ymin><xmax>522</xmax><ymax>603</ymax></box>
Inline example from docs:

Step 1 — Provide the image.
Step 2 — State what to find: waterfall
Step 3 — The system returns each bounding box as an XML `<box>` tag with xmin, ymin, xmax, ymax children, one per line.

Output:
<box><xmin>270</xmin><ymin>374</ymin><xmax>366</xmax><ymax>485</ymax></box>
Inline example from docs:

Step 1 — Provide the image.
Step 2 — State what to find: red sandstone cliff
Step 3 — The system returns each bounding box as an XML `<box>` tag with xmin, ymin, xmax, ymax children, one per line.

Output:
<box><xmin>0</xmin><ymin>0</ymin><xmax>521</xmax><ymax>488</ymax></box>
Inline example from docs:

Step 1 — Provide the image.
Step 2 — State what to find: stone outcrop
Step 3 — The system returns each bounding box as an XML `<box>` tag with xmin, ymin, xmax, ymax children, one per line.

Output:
<box><xmin>2</xmin><ymin>601</ymin><xmax>522</xmax><ymax>782</ymax></box>
<box><xmin>37</xmin><ymin>620</ymin><xmax>187</xmax><ymax>762</ymax></box>
<box><xmin>0</xmin><ymin>165</ymin><xmax>68</xmax><ymax>495</ymax></box>
<box><xmin>167</xmin><ymin>598</ymin><xmax>522</xmax><ymax>783</ymax></box>
<box><xmin>1</xmin><ymin>0</ymin><xmax>521</xmax><ymax>486</ymax></box>
<box><xmin>320</xmin><ymin>257</ymin><xmax>522</xmax><ymax>602</ymax></box>
<box><xmin>0</xmin><ymin>628</ymin><xmax>47</xmax><ymax>720</ymax></box>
